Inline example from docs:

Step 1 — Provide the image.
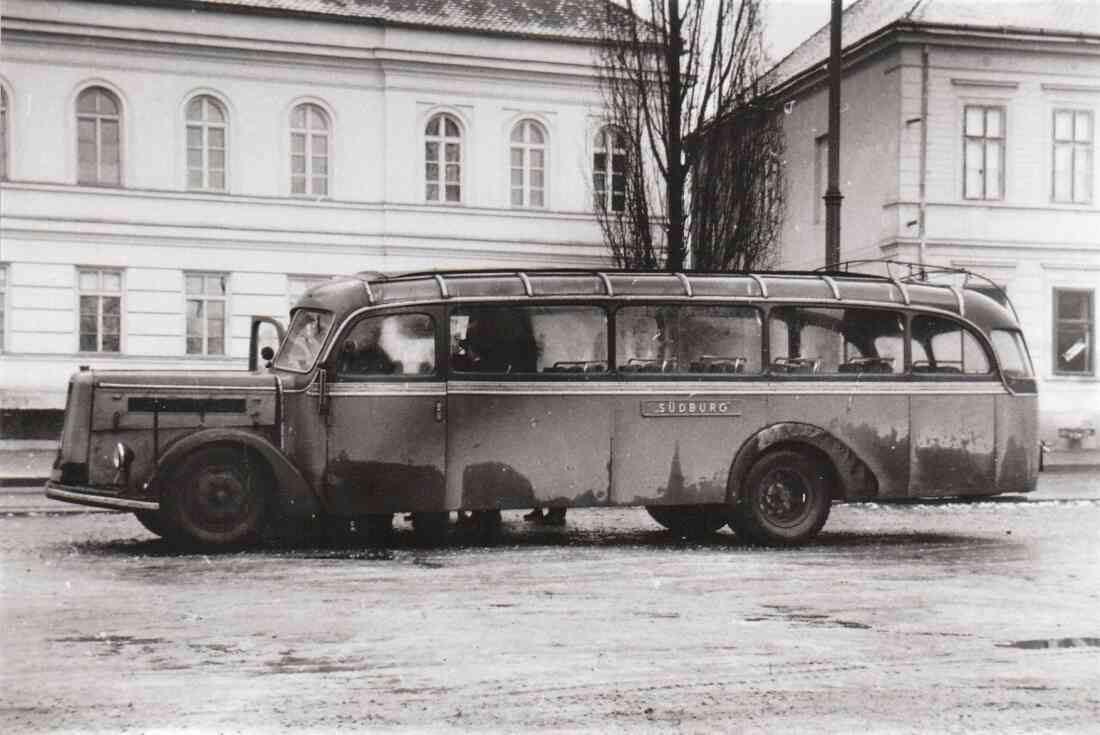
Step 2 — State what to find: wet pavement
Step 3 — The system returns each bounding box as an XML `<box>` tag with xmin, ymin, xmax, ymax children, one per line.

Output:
<box><xmin>2</xmin><ymin>486</ymin><xmax>1099</xmax><ymax>732</ymax></box>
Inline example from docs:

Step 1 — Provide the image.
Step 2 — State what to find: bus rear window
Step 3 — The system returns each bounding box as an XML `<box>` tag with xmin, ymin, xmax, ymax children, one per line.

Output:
<box><xmin>991</xmin><ymin>329</ymin><xmax>1034</xmax><ymax>377</ymax></box>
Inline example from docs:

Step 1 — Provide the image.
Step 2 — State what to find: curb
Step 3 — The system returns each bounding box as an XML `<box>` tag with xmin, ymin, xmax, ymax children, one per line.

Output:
<box><xmin>0</xmin><ymin>477</ymin><xmax>49</xmax><ymax>487</ymax></box>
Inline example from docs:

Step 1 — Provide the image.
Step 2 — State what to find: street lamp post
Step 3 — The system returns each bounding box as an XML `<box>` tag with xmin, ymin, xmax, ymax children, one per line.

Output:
<box><xmin>825</xmin><ymin>0</ymin><xmax>843</xmax><ymax>268</ymax></box>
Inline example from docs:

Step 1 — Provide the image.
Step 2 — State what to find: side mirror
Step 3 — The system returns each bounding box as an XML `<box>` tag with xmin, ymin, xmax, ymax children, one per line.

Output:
<box><xmin>249</xmin><ymin>315</ymin><xmax>286</xmax><ymax>372</ymax></box>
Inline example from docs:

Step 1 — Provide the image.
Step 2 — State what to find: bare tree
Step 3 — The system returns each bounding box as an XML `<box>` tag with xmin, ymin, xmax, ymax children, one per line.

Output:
<box><xmin>595</xmin><ymin>0</ymin><xmax>782</xmax><ymax>272</ymax></box>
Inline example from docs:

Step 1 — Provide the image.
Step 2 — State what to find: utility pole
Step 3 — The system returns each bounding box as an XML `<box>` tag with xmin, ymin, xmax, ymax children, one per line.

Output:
<box><xmin>666</xmin><ymin>0</ymin><xmax>685</xmax><ymax>272</ymax></box>
<box><xmin>825</xmin><ymin>0</ymin><xmax>843</xmax><ymax>268</ymax></box>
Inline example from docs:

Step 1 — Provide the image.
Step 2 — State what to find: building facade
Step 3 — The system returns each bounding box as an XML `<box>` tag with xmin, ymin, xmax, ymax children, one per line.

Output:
<box><xmin>0</xmin><ymin>0</ymin><xmax>621</xmax><ymax>432</ymax></box>
<box><xmin>771</xmin><ymin>0</ymin><xmax>1100</xmax><ymax>446</ymax></box>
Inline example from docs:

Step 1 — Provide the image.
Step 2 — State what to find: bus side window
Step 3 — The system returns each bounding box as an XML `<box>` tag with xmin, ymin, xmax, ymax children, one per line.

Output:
<box><xmin>770</xmin><ymin>306</ymin><xmax>904</xmax><ymax>375</ymax></box>
<box><xmin>451</xmin><ymin>305</ymin><xmax>606</xmax><ymax>374</ymax></box>
<box><xmin>617</xmin><ymin>305</ymin><xmax>761</xmax><ymax>374</ymax></box>
<box><xmin>910</xmin><ymin>315</ymin><xmax>991</xmax><ymax>375</ymax></box>
<box><xmin>337</xmin><ymin>313</ymin><xmax>436</xmax><ymax>379</ymax></box>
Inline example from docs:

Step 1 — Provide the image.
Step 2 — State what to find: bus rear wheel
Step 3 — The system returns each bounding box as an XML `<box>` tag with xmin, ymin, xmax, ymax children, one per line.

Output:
<box><xmin>645</xmin><ymin>504</ymin><xmax>727</xmax><ymax>539</ymax></box>
<box><xmin>165</xmin><ymin>446</ymin><xmax>268</xmax><ymax>549</ymax></box>
<box><xmin>732</xmin><ymin>450</ymin><xmax>831</xmax><ymax>547</ymax></box>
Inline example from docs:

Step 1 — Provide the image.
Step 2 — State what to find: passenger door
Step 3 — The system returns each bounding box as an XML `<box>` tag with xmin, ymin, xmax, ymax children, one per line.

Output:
<box><xmin>908</xmin><ymin>314</ymin><xmax>1000</xmax><ymax>496</ymax></box>
<box><xmin>324</xmin><ymin>307</ymin><xmax>447</xmax><ymax>515</ymax></box>
<box><xmin>445</xmin><ymin>304</ymin><xmax>613</xmax><ymax>510</ymax></box>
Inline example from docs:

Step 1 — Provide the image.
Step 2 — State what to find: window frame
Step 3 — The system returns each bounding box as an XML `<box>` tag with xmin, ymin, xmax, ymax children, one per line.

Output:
<box><xmin>962</xmin><ymin>104</ymin><xmax>1006</xmax><ymax>201</ymax></box>
<box><xmin>76</xmin><ymin>267</ymin><xmax>124</xmax><ymax>354</ymax></box>
<box><xmin>813</xmin><ymin>134</ymin><xmax>828</xmax><ymax>225</ymax></box>
<box><xmin>1</xmin><ymin>85</ymin><xmax>9</xmax><ymax>181</ymax></box>
<box><xmin>424</xmin><ymin>112</ymin><xmax>464</xmax><ymax>204</ymax></box>
<box><xmin>509</xmin><ymin>118</ymin><xmax>548</xmax><ymax>209</ymax></box>
<box><xmin>184</xmin><ymin>271</ymin><xmax>230</xmax><ymax>357</ymax></box>
<box><xmin>593</xmin><ymin>125</ymin><xmax>627</xmax><ymax>214</ymax></box>
<box><xmin>447</xmin><ymin>302</ymin><xmax>610</xmax><ymax>378</ymax></box>
<box><xmin>614</xmin><ymin>302</ymin><xmax>766</xmax><ymax>378</ymax></box>
<box><xmin>332</xmin><ymin>310</ymin><xmax>442</xmax><ymax>381</ymax></box>
<box><xmin>0</xmin><ymin>263</ymin><xmax>8</xmax><ymax>352</ymax></box>
<box><xmin>76</xmin><ymin>85</ymin><xmax>123</xmax><ymax>187</ymax></box>
<box><xmin>1052</xmin><ymin>287</ymin><xmax>1095</xmax><ymax>376</ymax></box>
<box><xmin>1051</xmin><ymin>108</ymin><xmax>1093</xmax><ymax>205</ymax></box>
<box><xmin>185</xmin><ymin>94</ymin><xmax>228</xmax><ymax>192</ymax></box>
<box><xmin>289</xmin><ymin>102</ymin><xmax>331</xmax><ymax>198</ymax></box>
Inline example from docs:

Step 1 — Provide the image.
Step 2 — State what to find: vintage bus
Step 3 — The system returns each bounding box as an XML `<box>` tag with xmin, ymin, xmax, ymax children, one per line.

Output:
<box><xmin>46</xmin><ymin>265</ymin><xmax>1039</xmax><ymax>548</ymax></box>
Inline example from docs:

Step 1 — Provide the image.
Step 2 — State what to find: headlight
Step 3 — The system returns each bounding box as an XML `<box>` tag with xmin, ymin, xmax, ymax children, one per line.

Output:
<box><xmin>112</xmin><ymin>442</ymin><xmax>135</xmax><ymax>470</ymax></box>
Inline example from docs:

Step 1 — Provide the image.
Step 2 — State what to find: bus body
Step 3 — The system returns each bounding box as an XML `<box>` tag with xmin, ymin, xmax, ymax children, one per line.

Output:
<box><xmin>46</xmin><ymin>267</ymin><xmax>1039</xmax><ymax>547</ymax></box>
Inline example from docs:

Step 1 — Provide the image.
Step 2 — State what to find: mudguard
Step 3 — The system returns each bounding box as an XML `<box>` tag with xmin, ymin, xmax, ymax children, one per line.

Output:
<box><xmin>148</xmin><ymin>428</ymin><xmax>321</xmax><ymax>519</ymax></box>
<box><xmin>727</xmin><ymin>422</ymin><xmax>879</xmax><ymax>503</ymax></box>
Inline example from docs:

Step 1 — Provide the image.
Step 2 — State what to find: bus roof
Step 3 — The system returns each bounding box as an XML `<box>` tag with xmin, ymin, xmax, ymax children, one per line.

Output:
<box><xmin>292</xmin><ymin>267</ymin><xmax>1023</xmax><ymax>334</ymax></box>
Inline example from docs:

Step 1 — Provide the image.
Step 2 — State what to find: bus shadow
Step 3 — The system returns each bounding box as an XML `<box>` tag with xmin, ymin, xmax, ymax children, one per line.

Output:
<box><xmin>62</xmin><ymin>524</ymin><xmax>1001</xmax><ymax>560</ymax></box>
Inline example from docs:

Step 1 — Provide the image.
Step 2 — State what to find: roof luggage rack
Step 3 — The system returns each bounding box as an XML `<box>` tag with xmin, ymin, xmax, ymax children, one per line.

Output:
<box><xmin>818</xmin><ymin>259</ymin><xmax>1020</xmax><ymax>322</ymax></box>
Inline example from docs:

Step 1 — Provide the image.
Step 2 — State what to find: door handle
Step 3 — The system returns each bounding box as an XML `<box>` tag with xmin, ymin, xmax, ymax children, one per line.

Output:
<box><xmin>434</xmin><ymin>400</ymin><xmax>444</xmax><ymax>423</ymax></box>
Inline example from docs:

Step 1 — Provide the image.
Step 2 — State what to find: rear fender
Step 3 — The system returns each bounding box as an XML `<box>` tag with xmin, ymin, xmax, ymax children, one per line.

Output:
<box><xmin>727</xmin><ymin>422</ymin><xmax>879</xmax><ymax>503</ymax></box>
<box><xmin>149</xmin><ymin>428</ymin><xmax>321</xmax><ymax>519</ymax></box>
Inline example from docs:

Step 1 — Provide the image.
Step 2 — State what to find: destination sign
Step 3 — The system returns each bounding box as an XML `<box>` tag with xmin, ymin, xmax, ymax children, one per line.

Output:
<box><xmin>641</xmin><ymin>398</ymin><xmax>741</xmax><ymax>418</ymax></box>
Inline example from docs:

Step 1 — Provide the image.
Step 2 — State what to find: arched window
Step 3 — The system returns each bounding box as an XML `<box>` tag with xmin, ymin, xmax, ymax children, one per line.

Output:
<box><xmin>1</xmin><ymin>87</ymin><xmax>9</xmax><ymax>180</ymax></box>
<box><xmin>186</xmin><ymin>95</ymin><xmax>227</xmax><ymax>191</ymax></box>
<box><xmin>425</xmin><ymin>113</ymin><xmax>462</xmax><ymax>203</ymax></box>
<box><xmin>290</xmin><ymin>103</ymin><xmax>329</xmax><ymax>196</ymax></box>
<box><xmin>593</xmin><ymin>126</ymin><xmax>627</xmax><ymax>213</ymax></box>
<box><xmin>77</xmin><ymin>86</ymin><xmax>121</xmax><ymax>186</ymax></box>
<box><xmin>510</xmin><ymin>119</ymin><xmax>546</xmax><ymax>208</ymax></box>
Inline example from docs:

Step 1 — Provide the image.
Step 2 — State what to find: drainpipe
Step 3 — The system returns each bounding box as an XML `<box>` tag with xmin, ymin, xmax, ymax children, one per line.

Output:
<box><xmin>917</xmin><ymin>45</ymin><xmax>929</xmax><ymax>275</ymax></box>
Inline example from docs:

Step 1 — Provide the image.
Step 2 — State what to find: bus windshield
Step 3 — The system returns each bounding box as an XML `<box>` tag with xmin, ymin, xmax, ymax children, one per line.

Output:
<box><xmin>275</xmin><ymin>309</ymin><xmax>333</xmax><ymax>372</ymax></box>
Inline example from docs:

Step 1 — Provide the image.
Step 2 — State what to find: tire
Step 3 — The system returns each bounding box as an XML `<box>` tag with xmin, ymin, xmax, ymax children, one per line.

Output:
<box><xmin>645</xmin><ymin>504</ymin><xmax>727</xmax><ymax>539</ymax></box>
<box><xmin>732</xmin><ymin>449</ymin><xmax>832</xmax><ymax>547</ymax></box>
<box><xmin>133</xmin><ymin>510</ymin><xmax>172</xmax><ymax>539</ymax></box>
<box><xmin>411</xmin><ymin>511</ymin><xmax>449</xmax><ymax>547</ymax></box>
<box><xmin>164</xmin><ymin>446</ymin><xmax>268</xmax><ymax>549</ymax></box>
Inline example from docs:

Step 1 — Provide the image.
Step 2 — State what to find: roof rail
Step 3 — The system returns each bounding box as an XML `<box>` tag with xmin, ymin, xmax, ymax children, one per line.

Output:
<box><xmin>821</xmin><ymin>258</ymin><xmax>1019</xmax><ymax>322</ymax></box>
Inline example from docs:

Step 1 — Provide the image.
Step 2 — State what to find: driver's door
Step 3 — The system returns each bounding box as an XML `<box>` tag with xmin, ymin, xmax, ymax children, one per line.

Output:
<box><xmin>324</xmin><ymin>307</ymin><xmax>447</xmax><ymax>515</ymax></box>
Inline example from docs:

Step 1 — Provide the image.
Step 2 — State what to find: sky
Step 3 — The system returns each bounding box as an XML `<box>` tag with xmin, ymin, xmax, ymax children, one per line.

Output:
<box><xmin>762</xmin><ymin>0</ymin><xmax>858</xmax><ymax>63</ymax></box>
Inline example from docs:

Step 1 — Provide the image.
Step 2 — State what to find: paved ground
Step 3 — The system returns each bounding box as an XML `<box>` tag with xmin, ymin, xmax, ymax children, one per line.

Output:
<box><xmin>2</xmin><ymin>478</ymin><xmax>1099</xmax><ymax>733</ymax></box>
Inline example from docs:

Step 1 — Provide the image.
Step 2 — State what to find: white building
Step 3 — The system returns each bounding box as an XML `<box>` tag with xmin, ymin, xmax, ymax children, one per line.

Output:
<box><xmin>0</xmin><ymin>0</ymin><xmax>623</xmax><ymax>433</ymax></box>
<box><xmin>771</xmin><ymin>0</ymin><xmax>1100</xmax><ymax>446</ymax></box>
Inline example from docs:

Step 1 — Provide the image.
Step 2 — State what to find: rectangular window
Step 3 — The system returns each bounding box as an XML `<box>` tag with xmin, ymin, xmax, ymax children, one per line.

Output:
<box><xmin>0</xmin><ymin>264</ymin><xmax>7</xmax><ymax>351</ymax></box>
<box><xmin>769</xmin><ymin>307</ymin><xmax>904</xmax><ymax>375</ymax></box>
<box><xmin>1053</xmin><ymin>288</ymin><xmax>1094</xmax><ymax>375</ymax></box>
<box><xmin>910</xmin><ymin>315</ymin><xmax>991</xmax><ymax>375</ymax></box>
<box><xmin>336</xmin><ymin>313</ymin><xmax>434</xmax><ymax>378</ymax></box>
<box><xmin>78</xmin><ymin>268</ymin><xmax>122</xmax><ymax>353</ymax></box>
<box><xmin>813</xmin><ymin>135</ymin><xmax>828</xmax><ymax>224</ymax></box>
<box><xmin>450</xmin><ymin>305</ymin><xmax>607</xmax><ymax>374</ymax></box>
<box><xmin>185</xmin><ymin>272</ymin><xmax>228</xmax><ymax>355</ymax></box>
<box><xmin>1053</xmin><ymin>109</ymin><xmax>1093</xmax><ymax>204</ymax></box>
<box><xmin>963</xmin><ymin>105</ymin><xmax>1005</xmax><ymax>200</ymax></box>
<box><xmin>617</xmin><ymin>305</ymin><xmax>763</xmax><ymax>374</ymax></box>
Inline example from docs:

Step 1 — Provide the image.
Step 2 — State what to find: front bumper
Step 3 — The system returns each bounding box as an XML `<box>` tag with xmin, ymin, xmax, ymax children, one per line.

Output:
<box><xmin>45</xmin><ymin>481</ymin><xmax>159</xmax><ymax>512</ymax></box>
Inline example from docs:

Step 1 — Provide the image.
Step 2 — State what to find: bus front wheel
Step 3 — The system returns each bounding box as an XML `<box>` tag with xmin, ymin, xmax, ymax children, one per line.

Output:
<box><xmin>645</xmin><ymin>504</ymin><xmax>727</xmax><ymax>539</ymax></box>
<box><xmin>165</xmin><ymin>446</ymin><xmax>268</xmax><ymax>549</ymax></box>
<box><xmin>732</xmin><ymin>450</ymin><xmax>831</xmax><ymax>547</ymax></box>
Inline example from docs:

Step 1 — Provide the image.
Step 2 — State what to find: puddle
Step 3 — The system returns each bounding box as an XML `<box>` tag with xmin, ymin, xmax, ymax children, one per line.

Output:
<box><xmin>998</xmin><ymin>637</ymin><xmax>1100</xmax><ymax>650</ymax></box>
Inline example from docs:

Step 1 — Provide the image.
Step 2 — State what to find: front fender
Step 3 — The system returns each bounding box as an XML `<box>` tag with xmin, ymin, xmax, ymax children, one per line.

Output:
<box><xmin>727</xmin><ymin>422</ymin><xmax>879</xmax><ymax>503</ymax></box>
<box><xmin>149</xmin><ymin>428</ymin><xmax>321</xmax><ymax>519</ymax></box>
